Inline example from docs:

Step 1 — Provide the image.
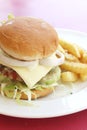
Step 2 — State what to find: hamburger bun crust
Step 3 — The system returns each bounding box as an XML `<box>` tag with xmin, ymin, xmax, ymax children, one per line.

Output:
<box><xmin>0</xmin><ymin>17</ymin><xmax>59</xmax><ymax>60</ymax></box>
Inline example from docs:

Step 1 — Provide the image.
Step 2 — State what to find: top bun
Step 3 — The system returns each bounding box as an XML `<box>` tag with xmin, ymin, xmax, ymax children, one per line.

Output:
<box><xmin>0</xmin><ymin>17</ymin><xmax>59</xmax><ymax>60</ymax></box>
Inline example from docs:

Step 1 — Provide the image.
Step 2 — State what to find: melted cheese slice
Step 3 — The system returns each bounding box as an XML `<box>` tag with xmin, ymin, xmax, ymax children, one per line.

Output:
<box><xmin>0</xmin><ymin>60</ymin><xmax>52</xmax><ymax>89</ymax></box>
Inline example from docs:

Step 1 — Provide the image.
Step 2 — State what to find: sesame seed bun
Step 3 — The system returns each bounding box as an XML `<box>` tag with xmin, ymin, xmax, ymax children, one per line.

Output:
<box><xmin>0</xmin><ymin>17</ymin><xmax>59</xmax><ymax>60</ymax></box>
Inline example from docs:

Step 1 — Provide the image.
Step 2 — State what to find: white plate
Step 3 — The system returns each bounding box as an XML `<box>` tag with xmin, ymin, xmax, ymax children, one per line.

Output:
<box><xmin>0</xmin><ymin>28</ymin><xmax>87</xmax><ymax>118</ymax></box>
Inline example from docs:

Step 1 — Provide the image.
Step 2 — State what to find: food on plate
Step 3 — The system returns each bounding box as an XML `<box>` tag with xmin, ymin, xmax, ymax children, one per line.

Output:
<box><xmin>61</xmin><ymin>71</ymin><xmax>78</xmax><ymax>82</ymax></box>
<box><xmin>61</xmin><ymin>61</ymin><xmax>87</xmax><ymax>74</ymax></box>
<box><xmin>57</xmin><ymin>44</ymin><xmax>65</xmax><ymax>54</ymax></box>
<box><xmin>79</xmin><ymin>73</ymin><xmax>87</xmax><ymax>81</ymax></box>
<box><xmin>59</xmin><ymin>39</ymin><xmax>87</xmax><ymax>82</ymax></box>
<box><xmin>59</xmin><ymin>39</ymin><xmax>81</xmax><ymax>58</ymax></box>
<box><xmin>75</xmin><ymin>44</ymin><xmax>84</xmax><ymax>57</ymax></box>
<box><xmin>64</xmin><ymin>53</ymin><xmax>79</xmax><ymax>62</ymax></box>
<box><xmin>0</xmin><ymin>16</ymin><xmax>64</xmax><ymax>100</ymax></box>
<box><xmin>81</xmin><ymin>51</ymin><xmax>87</xmax><ymax>63</ymax></box>
<box><xmin>0</xmin><ymin>14</ymin><xmax>87</xmax><ymax>102</ymax></box>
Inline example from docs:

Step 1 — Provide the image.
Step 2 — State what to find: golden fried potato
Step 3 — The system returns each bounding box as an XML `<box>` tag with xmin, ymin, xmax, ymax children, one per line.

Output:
<box><xmin>59</xmin><ymin>39</ymin><xmax>87</xmax><ymax>83</ymax></box>
<box><xmin>65</xmin><ymin>53</ymin><xmax>79</xmax><ymax>62</ymax></box>
<box><xmin>57</xmin><ymin>44</ymin><xmax>65</xmax><ymax>54</ymax></box>
<box><xmin>81</xmin><ymin>51</ymin><xmax>87</xmax><ymax>63</ymax></box>
<box><xmin>61</xmin><ymin>60</ymin><xmax>87</xmax><ymax>74</ymax></box>
<box><xmin>61</xmin><ymin>71</ymin><xmax>78</xmax><ymax>82</ymax></box>
<box><xmin>75</xmin><ymin>44</ymin><xmax>85</xmax><ymax>57</ymax></box>
<box><xmin>59</xmin><ymin>39</ymin><xmax>80</xmax><ymax>58</ymax></box>
<box><xmin>79</xmin><ymin>73</ymin><xmax>87</xmax><ymax>81</ymax></box>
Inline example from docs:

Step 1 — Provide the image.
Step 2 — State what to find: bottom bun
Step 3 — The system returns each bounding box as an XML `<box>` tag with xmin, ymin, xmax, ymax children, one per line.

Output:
<box><xmin>0</xmin><ymin>87</ymin><xmax>54</xmax><ymax>100</ymax></box>
<box><xmin>21</xmin><ymin>87</ymin><xmax>54</xmax><ymax>100</ymax></box>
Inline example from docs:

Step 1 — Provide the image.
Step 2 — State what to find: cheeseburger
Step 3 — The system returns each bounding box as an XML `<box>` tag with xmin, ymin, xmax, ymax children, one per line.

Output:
<box><xmin>0</xmin><ymin>17</ymin><xmax>64</xmax><ymax>100</ymax></box>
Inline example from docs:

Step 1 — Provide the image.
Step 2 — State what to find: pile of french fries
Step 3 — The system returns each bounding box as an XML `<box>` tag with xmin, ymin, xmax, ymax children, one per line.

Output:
<box><xmin>58</xmin><ymin>39</ymin><xmax>87</xmax><ymax>82</ymax></box>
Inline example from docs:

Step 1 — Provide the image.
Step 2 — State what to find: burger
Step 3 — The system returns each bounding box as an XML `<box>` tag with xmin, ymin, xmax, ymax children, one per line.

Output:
<box><xmin>0</xmin><ymin>17</ymin><xmax>64</xmax><ymax>101</ymax></box>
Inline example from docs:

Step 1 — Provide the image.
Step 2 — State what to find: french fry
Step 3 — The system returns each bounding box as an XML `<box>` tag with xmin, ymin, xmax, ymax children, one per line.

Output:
<box><xmin>75</xmin><ymin>44</ymin><xmax>84</xmax><ymax>57</ymax></box>
<box><xmin>60</xmin><ymin>60</ymin><xmax>87</xmax><ymax>74</ymax></box>
<box><xmin>57</xmin><ymin>44</ymin><xmax>65</xmax><ymax>54</ymax></box>
<box><xmin>61</xmin><ymin>71</ymin><xmax>78</xmax><ymax>82</ymax></box>
<box><xmin>81</xmin><ymin>51</ymin><xmax>87</xmax><ymax>63</ymax></box>
<box><xmin>59</xmin><ymin>39</ymin><xmax>80</xmax><ymax>58</ymax></box>
<box><xmin>65</xmin><ymin>53</ymin><xmax>79</xmax><ymax>62</ymax></box>
<box><xmin>79</xmin><ymin>73</ymin><xmax>87</xmax><ymax>81</ymax></box>
<box><xmin>59</xmin><ymin>39</ymin><xmax>87</xmax><ymax>82</ymax></box>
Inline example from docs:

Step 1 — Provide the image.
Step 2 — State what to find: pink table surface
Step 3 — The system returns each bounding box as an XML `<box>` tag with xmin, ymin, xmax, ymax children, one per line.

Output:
<box><xmin>0</xmin><ymin>110</ymin><xmax>87</xmax><ymax>130</ymax></box>
<box><xmin>0</xmin><ymin>0</ymin><xmax>87</xmax><ymax>32</ymax></box>
<box><xmin>0</xmin><ymin>0</ymin><xmax>87</xmax><ymax>130</ymax></box>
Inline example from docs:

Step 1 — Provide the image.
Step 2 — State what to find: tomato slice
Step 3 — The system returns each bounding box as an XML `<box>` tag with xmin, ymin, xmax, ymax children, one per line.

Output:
<box><xmin>0</xmin><ymin>66</ymin><xmax>22</xmax><ymax>81</ymax></box>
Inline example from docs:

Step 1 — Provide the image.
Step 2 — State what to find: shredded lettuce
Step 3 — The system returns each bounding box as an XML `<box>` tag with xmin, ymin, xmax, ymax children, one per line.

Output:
<box><xmin>34</xmin><ymin>85</ymin><xmax>45</xmax><ymax>91</ymax></box>
<box><xmin>0</xmin><ymin>83</ymin><xmax>6</xmax><ymax>96</ymax></box>
<box><xmin>0</xmin><ymin>74</ymin><xmax>10</xmax><ymax>83</ymax></box>
<box><xmin>3</xmin><ymin>84</ymin><xmax>16</xmax><ymax>98</ymax></box>
<box><xmin>8</xmin><ymin>13</ymin><xmax>15</xmax><ymax>20</ymax></box>
<box><xmin>39</xmin><ymin>67</ymin><xmax>61</xmax><ymax>85</ymax></box>
<box><xmin>16</xmin><ymin>99</ymin><xmax>34</xmax><ymax>106</ymax></box>
<box><xmin>0</xmin><ymin>13</ymin><xmax>15</xmax><ymax>25</ymax></box>
<box><xmin>0</xmin><ymin>66</ymin><xmax>61</xmax><ymax>104</ymax></box>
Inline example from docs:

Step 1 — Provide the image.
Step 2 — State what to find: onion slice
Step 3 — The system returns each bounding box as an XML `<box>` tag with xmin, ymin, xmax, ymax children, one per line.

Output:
<box><xmin>0</xmin><ymin>50</ymin><xmax>38</xmax><ymax>67</ymax></box>
<box><xmin>40</xmin><ymin>50</ymin><xmax>65</xmax><ymax>66</ymax></box>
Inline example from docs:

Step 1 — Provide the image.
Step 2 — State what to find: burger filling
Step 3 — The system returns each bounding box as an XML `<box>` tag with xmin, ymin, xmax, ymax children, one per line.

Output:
<box><xmin>0</xmin><ymin>65</ymin><xmax>61</xmax><ymax>100</ymax></box>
